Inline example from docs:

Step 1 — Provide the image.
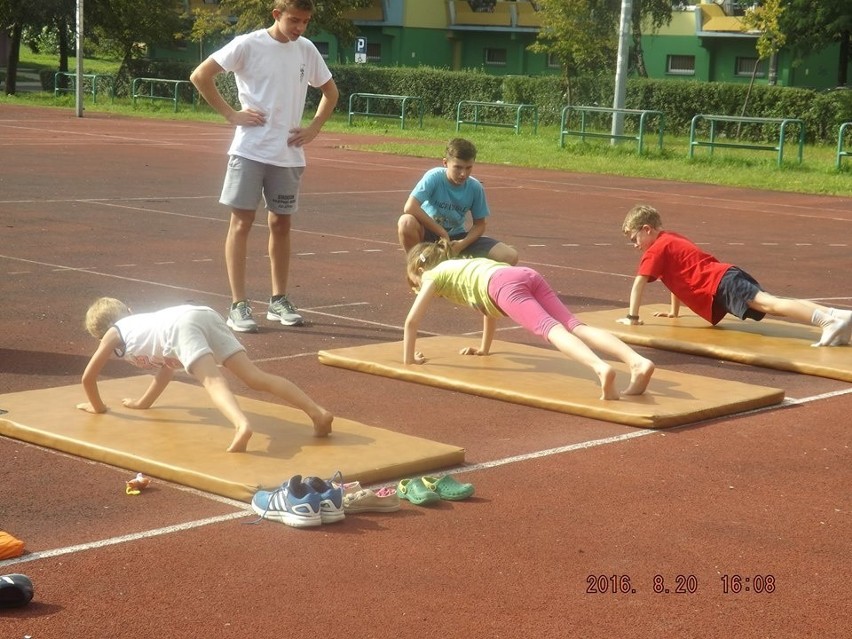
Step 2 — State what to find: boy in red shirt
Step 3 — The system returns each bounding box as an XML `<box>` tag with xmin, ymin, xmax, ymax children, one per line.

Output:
<box><xmin>618</xmin><ymin>204</ymin><xmax>850</xmax><ymax>347</ymax></box>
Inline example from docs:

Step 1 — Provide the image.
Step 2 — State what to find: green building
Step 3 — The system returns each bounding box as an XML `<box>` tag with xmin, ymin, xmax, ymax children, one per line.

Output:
<box><xmin>313</xmin><ymin>0</ymin><xmax>553</xmax><ymax>76</ymax></box>
<box><xmin>640</xmin><ymin>2</ymin><xmax>842</xmax><ymax>90</ymax></box>
<box><xmin>171</xmin><ymin>0</ymin><xmax>844</xmax><ymax>91</ymax></box>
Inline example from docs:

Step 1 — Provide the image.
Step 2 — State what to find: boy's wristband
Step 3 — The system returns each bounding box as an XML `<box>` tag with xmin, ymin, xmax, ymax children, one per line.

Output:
<box><xmin>626</xmin><ymin>314</ymin><xmax>640</xmax><ymax>321</ymax></box>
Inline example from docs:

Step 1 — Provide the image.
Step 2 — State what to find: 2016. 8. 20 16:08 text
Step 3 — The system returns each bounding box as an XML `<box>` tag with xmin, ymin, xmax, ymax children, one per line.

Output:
<box><xmin>585</xmin><ymin>574</ymin><xmax>776</xmax><ymax>595</ymax></box>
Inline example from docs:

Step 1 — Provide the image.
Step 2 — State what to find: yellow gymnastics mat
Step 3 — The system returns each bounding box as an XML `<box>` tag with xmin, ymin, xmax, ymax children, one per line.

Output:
<box><xmin>0</xmin><ymin>378</ymin><xmax>465</xmax><ymax>503</ymax></box>
<box><xmin>579</xmin><ymin>305</ymin><xmax>852</xmax><ymax>383</ymax></box>
<box><xmin>317</xmin><ymin>335</ymin><xmax>784</xmax><ymax>429</ymax></box>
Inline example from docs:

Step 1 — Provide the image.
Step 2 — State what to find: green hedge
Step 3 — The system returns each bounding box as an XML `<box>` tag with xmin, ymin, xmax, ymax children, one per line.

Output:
<box><xmin>42</xmin><ymin>60</ymin><xmax>852</xmax><ymax>144</ymax></box>
<box><xmin>321</xmin><ymin>66</ymin><xmax>852</xmax><ymax>145</ymax></box>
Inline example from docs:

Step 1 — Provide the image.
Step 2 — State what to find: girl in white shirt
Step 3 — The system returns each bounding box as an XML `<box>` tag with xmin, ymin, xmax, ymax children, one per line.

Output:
<box><xmin>78</xmin><ymin>298</ymin><xmax>333</xmax><ymax>452</ymax></box>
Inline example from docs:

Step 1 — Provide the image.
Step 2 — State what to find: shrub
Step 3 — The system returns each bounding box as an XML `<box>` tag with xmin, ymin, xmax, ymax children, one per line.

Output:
<box><xmin>311</xmin><ymin>66</ymin><xmax>848</xmax><ymax>144</ymax></box>
<box><xmin>44</xmin><ymin>60</ymin><xmax>847</xmax><ymax>144</ymax></box>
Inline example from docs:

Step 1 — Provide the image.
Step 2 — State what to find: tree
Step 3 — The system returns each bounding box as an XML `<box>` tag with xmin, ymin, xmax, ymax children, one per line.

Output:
<box><xmin>31</xmin><ymin>0</ymin><xmax>76</xmax><ymax>79</ymax></box>
<box><xmin>0</xmin><ymin>0</ymin><xmax>61</xmax><ymax>94</ymax></box>
<box><xmin>741</xmin><ymin>0</ymin><xmax>785</xmax><ymax>84</ymax></box>
<box><xmin>778</xmin><ymin>0</ymin><xmax>850</xmax><ymax>87</ymax></box>
<box><xmin>529</xmin><ymin>0</ymin><xmax>621</xmax><ymax>104</ymax></box>
<box><xmin>85</xmin><ymin>0</ymin><xmax>183</xmax><ymax>78</ymax></box>
<box><xmin>182</xmin><ymin>3</ymin><xmax>232</xmax><ymax>63</ymax></box>
<box><xmin>630</xmin><ymin>0</ymin><xmax>673</xmax><ymax>78</ymax></box>
<box><xmin>530</xmin><ymin>0</ymin><xmax>673</xmax><ymax>102</ymax></box>
<box><xmin>186</xmin><ymin>0</ymin><xmax>375</xmax><ymax>64</ymax></box>
<box><xmin>738</xmin><ymin>0</ymin><xmax>785</xmax><ymax>130</ymax></box>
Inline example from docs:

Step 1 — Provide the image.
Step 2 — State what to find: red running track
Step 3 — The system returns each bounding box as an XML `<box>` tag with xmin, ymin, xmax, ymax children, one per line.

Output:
<box><xmin>1</xmin><ymin>105</ymin><xmax>850</xmax><ymax>638</ymax></box>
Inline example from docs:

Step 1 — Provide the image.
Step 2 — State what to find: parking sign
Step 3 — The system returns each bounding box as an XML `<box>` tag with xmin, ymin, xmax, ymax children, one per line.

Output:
<box><xmin>355</xmin><ymin>37</ymin><xmax>367</xmax><ymax>64</ymax></box>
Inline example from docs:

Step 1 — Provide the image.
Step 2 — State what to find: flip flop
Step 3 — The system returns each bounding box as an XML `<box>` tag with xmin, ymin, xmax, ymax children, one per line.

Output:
<box><xmin>397</xmin><ymin>478</ymin><xmax>441</xmax><ymax>506</ymax></box>
<box><xmin>0</xmin><ymin>574</ymin><xmax>34</xmax><ymax>608</ymax></box>
<box><xmin>421</xmin><ymin>475</ymin><xmax>475</xmax><ymax>501</ymax></box>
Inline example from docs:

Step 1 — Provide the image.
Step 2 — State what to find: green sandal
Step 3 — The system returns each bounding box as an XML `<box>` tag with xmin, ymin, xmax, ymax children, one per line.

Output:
<box><xmin>397</xmin><ymin>478</ymin><xmax>441</xmax><ymax>506</ymax></box>
<box><xmin>421</xmin><ymin>475</ymin><xmax>475</xmax><ymax>501</ymax></box>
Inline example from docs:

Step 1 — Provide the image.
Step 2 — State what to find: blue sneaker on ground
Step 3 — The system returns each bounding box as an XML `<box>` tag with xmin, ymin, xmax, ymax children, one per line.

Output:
<box><xmin>251</xmin><ymin>475</ymin><xmax>321</xmax><ymax>528</ymax></box>
<box><xmin>304</xmin><ymin>475</ymin><xmax>345</xmax><ymax>524</ymax></box>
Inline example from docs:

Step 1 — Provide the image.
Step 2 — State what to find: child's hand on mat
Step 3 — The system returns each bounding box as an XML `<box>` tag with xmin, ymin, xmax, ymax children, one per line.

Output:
<box><xmin>653</xmin><ymin>311</ymin><xmax>678</xmax><ymax>318</ymax></box>
<box><xmin>122</xmin><ymin>398</ymin><xmax>149</xmax><ymax>410</ymax></box>
<box><xmin>459</xmin><ymin>346</ymin><xmax>488</xmax><ymax>356</ymax></box>
<box><xmin>76</xmin><ymin>402</ymin><xmax>106</xmax><ymax>414</ymax></box>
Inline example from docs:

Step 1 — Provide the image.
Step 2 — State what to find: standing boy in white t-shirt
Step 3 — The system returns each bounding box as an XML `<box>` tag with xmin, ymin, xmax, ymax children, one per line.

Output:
<box><xmin>190</xmin><ymin>0</ymin><xmax>339</xmax><ymax>333</ymax></box>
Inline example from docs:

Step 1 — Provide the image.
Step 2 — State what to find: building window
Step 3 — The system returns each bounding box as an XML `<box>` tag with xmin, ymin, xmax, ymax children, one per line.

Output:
<box><xmin>314</xmin><ymin>41</ymin><xmax>329</xmax><ymax>60</ymax></box>
<box><xmin>546</xmin><ymin>53</ymin><xmax>560</xmax><ymax>69</ymax></box>
<box><xmin>366</xmin><ymin>42</ymin><xmax>381</xmax><ymax>62</ymax></box>
<box><xmin>735</xmin><ymin>56</ymin><xmax>765</xmax><ymax>77</ymax></box>
<box><xmin>666</xmin><ymin>54</ymin><xmax>695</xmax><ymax>75</ymax></box>
<box><xmin>469</xmin><ymin>0</ymin><xmax>496</xmax><ymax>11</ymax></box>
<box><xmin>485</xmin><ymin>48</ymin><xmax>507</xmax><ymax>66</ymax></box>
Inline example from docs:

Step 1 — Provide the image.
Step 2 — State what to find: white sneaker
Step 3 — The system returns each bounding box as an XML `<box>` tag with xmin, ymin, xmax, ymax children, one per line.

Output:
<box><xmin>226</xmin><ymin>301</ymin><xmax>258</xmax><ymax>333</ymax></box>
<box><xmin>267</xmin><ymin>295</ymin><xmax>304</xmax><ymax>326</ymax></box>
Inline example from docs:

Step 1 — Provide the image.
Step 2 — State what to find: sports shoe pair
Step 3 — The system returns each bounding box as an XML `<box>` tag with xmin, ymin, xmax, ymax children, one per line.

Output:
<box><xmin>343</xmin><ymin>486</ymin><xmax>401</xmax><ymax>513</ymax></box>
<box><xmin>226</xmin><ymin>295</ymin><xmax>303</xmax><ymax>333</ymax></box>
<box><xmin>329</xmin><ymin>472</ymin><xmax>401</xmax><ymax>514</ymax></box>
<box><xmin>251</xmin><ymin>474</ymin><xmax>344</xmax><ymax>528</ymax></box>
<box><xmin>398</xmin><ymin>474</ymin><xmax>475</xmax><ymax>505</ymax></box>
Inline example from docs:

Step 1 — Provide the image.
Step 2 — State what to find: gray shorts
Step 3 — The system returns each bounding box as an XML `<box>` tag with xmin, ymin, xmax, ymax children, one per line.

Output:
<box><xmin>219</xmin><ymin>155</ymin><xmax>304</xmax><ymax>215</ymax></box>
<box><xmin>423</xmin><ymin>229</ymin><xmax>500</xmax><ymax>258</ymax></box>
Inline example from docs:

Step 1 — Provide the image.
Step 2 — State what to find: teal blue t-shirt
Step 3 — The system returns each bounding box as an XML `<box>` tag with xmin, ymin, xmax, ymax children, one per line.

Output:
<box><xmin>410</xmin><ymin>167</ymin><xmax>489</xmax><ymax>236</ymax></box>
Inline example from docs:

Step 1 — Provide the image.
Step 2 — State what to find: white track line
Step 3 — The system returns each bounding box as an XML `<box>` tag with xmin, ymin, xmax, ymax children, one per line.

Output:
<box><xmin>2</xmin><ymin>387</ymin><xmax>849</xmax><ymax>568</ymax></box>
<box><xmin>0</xmin><ymin>512</ymin><xmax>253</xmax><ymax>567</ymax></box>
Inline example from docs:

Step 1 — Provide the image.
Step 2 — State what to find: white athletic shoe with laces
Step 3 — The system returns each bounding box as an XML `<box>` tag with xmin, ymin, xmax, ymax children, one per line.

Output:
<box><xmin>226</xmin><ymin>300</ymin><xmax>258</xmax><ymax>333</ymax></box>
<box><xmin>267</xmin><ymin>295</ymin><xmax>304</xmax><ymax>326</ymax></box>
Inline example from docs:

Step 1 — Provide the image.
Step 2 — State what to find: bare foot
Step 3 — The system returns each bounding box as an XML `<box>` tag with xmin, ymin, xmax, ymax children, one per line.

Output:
<box><xmin>227</xmin><ymin>424</ymin><xmax>253</xmax><ymax>453</ymax></box>
<box><xmin>622</xmin><ymin>358</ymin><xmax>655</xmax><ymax>396</ymax></box>
<box><xmin>311</xmin><ymin>408</ymin><xmax>334</xmax><ymax>437</ymax></box>
<box><xmin>596</xmin><ymin>364</ymin><xmax>619</xmax><ymax>401</ymax></box>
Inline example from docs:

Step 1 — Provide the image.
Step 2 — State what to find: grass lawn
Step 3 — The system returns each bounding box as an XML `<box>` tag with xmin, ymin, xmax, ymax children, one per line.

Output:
<box><xmin>5</xmin><ymin>48</ymin><xmax>121</xmax><ymax>76</ymax></box>
<box><xmin>3</xmin><ymin>49</ymin><xmax>850</xmax><ymax>197</ymax></box>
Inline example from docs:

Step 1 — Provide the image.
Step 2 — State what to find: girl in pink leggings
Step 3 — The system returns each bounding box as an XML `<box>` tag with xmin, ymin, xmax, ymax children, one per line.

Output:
<box><xmin>404</xmin><ymin>240</ymin><xmax>655</xmax><ymax>400</ymax></box>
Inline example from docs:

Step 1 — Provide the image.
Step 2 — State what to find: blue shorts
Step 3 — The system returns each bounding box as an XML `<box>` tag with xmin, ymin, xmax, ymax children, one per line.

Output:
<box><xmin>713</xmin><ymin>267</ymin><xmax>765</xmax><ymax>321</ymax></box>
<box><xmin>423</xmin><ymin>229</ymin><xmax>499</xmax><ymax>258</ymax></box>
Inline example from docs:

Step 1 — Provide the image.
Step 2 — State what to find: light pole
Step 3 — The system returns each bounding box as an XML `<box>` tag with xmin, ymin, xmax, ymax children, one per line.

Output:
<box><xmin>75</xmin><ymin>0</ymin><xmax>84</xmax><ymax>117</ymax></box>
<box><xmin>611</xmin><ymin>0</ymin><xmax>632</xmax><ymax>142</ymax></box>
